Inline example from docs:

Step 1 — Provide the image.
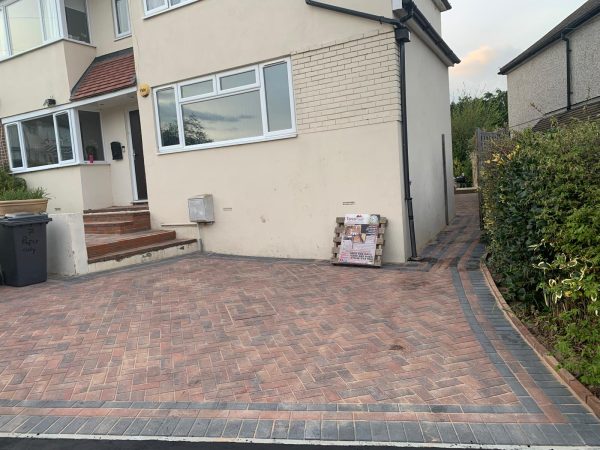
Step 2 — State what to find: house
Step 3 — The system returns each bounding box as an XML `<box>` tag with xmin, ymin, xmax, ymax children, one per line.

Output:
<box><xmin>0</xmin><ymin>0</ymin><xmax>459</xmax><ymax>273</ymax></box>
<box><xmin>499</xmin><ymin>0</ymin><xmax>600</xmax><ymax>131</ymax></box>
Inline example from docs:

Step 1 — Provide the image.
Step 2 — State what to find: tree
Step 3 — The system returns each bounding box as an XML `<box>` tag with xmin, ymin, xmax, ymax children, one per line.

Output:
<box><xmin>451</xmin><ymin>89</ymin><xmax>508</xmax><ymax>185</ymax></box>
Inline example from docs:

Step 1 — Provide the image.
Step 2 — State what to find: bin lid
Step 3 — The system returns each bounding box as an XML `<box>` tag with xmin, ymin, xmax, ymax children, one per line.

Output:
<box><xmin>0</xmin><ymin>213</ymin><xmax>52</xmax><ymax>227</ymax></box>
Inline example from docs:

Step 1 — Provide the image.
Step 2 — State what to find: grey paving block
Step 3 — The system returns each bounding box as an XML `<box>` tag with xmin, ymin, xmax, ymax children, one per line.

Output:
<box><xmin>221</xmin><ymin>419</ymin><xmax>242</xmax><ymax>439</ymax></box>
<box><xmin>0</xmin><ymin>416</ymin><xmax>16</xmax><ymax>430</ymax></box>
<box><xmin>45</xmin><ymin>417</ymin><xmax>75</xmax><ymax>435</ymax></box>
<box><xmin>238</xmin><ymin>420</ymin><xmax>258</xmax><ymax>439</ymax></box>
<box><xmin>537</xmin><ymin>424</ymin><xmax>567</xmax><ymax>446</ymax></box>
<box><xmin>403</xmin><ymin>422</ymin><xmax>424</xmax><ymax>443</ymax></box>
<box><xmin>306</xmin><ymin>404</ymin><xmax>336</xmax><ymax>411</ymax></box>
<box><xmin>338</xmin><ymin>404</ymin><xmax>366</xmax><ymax>412</ymax></box>
<box><xmin>92</xmin><ymin>417</ymin><xmax>120</xmax><ymax>435</ymax></box>
<box><xmin>420</xmin><ymin>422</ymin><xmax>441</xmax><ymax>443</ymax></box>
<box><xmin>436</xmin><ymin>422</ymin><xmax>459</xmax><ymax>443</ymax></box>
<box><xmin>156</xmin><ymin>417</ymin><xmax>180</xmax><ymax>436</ymax></box>
<box><xmin>337</xmin><ymin>421</ymin><xmax>354</xmax><ymax>441</ymax></box>
<box><xmin>519</xmin><ymin>424</ymin><xmax>551</xmax><ymax>445</ymax></box>
<box><xmin>486</xmin><ymin>423</ymin><xmax>513</xmax><ymax>445</ymax></box>
<box><xmin>60</xmin><ymin>417</ymin><xmax>88</xmax><ymax>435</ymax></box>
<box><xmin>371</xmin><ymin>421</ymin><xmax>389</xmax><ymax>442</ymax></box>
<box><xmin>355</xmin><ymin>421</ymin><xmax>372</xmax><ymax>441</ymax></box>
<box><xmin>103</xmin><ymin>402</ymin><xmax>132</xmax><ymax>409</ymax></box>
<box><xmin>368</xmin><ymin>404</ymin><xmax>399</xmax><ymax>412</ymax></box>
<box><xmin>571</xmin><ymin>423</ymin><xmax>600</xmax><ymax>446</ymax></box>
<box><xmin>29</xmin><ymin>416</ymin><xmax>59</xmax><ymax>435</ymax></box>
<box><xmin>77</xmin><ymin>417</ymin><xmax>105</xmax><ymax>435</ymax></box>
<box><xmin>205</xmin><ymin>418</ymin><xmax>227</xmax><ymax>438</ymax></box>
<box><xmin>304</xmin><ymin>420</ymin><xmax>321</xmax><ymax>440</ymax></box>
<box><xmin>502</xmin><ymin>423</ymin><xmax>530</xmax><ymax>445</ymax></box>
<box><xmin>107</xmin><ymin>418</ymin><xmax>134</xmax><ymax>436</ymax></box>
<box><xmin>554</xmin><ymin>424</ymin><xmax>586</xmax><ymax>446</ymax></box>
<box><xmin>188</xmin><ymin>419</ymin><xmax>211</xmax><ymax>437</ymax></box>
<box><xmin>123</xmin><ymin>418</ymin><xmax>150</xmax><ymax>436</ymax></box>
<box><xmin>321</xmin><ymin>420</ymin><xmax>338</xmax><ymax>441</ymax></box>
<box><xmin>141</xmin><ymin>418</ymin><xmax>167</xmax><ymax>436</ymax></box>
<box><xmin>470</xmin><ymin>423</ymin><xmax>494</xmax><ymax>445</ymax></box>
<box><xmin>254</xmin><ymin>420</ymin><xmax>274</xmax><ymax>439</ymax></box>
<box><xmin>288</xmin><ymin>420</ymin><xmax>305</xmax><ymax>440</ymax></box>
<box><xmin>15</xmin><ymin>416</ymin><xmax>45</xmax><ymax>434</ymax></box>
<box><xmin>171</xmin><ymin>418</ymin><xmax>195</xmax><ymax>437</ymax></box>
<box><xmin>271</xmin><ymin>420</ymin><xmax>289</xmax><ymax>439</ymax></box>
<box><xmin>387</xmin><ymin>422</ymin><xmax>406</xmax><ymax>442</ymax></box>
<box><xmin>565</xmin><ymin>413</ymin><xmax>599</xmax><ymax>424</ymax></box>
<box><xmin>278</xmin><ymin>404</ymin><xmax>306</xmax><ymax>411</ymax></box>
<box><xmin>430</xmin><ymin>405</ymin><xmax>461</xmax><ymax>414</ymax></box>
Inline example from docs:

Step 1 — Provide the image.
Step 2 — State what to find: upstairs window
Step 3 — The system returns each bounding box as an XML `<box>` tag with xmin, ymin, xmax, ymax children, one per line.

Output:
<box><xmin>113</xmin><ymin>0</ymin><xmax>130</xmax><ymax>38</ymax></box>
<box><xmin>0</xmin><ymin>0</ymin><xmax>61</xmax><ymax>59</ymax></box>
<box><xmin>154</xmin><ymin>58</ymin><xmax>296</xmax><ymax>153</ymax></box>
<box><xmin>143</xmin><ymin>0</ymin><xmax>196</xmax><ymax>16</ymax></box>
<box><xmin>64</xmin><ymin>0</ymin><xmax>90</xmax><ymax>43</ymax></box>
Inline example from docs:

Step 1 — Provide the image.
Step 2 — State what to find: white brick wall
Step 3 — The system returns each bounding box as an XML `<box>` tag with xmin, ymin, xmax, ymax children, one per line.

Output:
<box><xmin>291</xmin><ymin>30</ymin><xmax>401</xmax><ymax>134</ymax></box>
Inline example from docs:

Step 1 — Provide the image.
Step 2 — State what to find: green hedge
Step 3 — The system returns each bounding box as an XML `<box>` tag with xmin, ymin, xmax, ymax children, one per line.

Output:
<box><xmin>481</xmin><ymin>121</ymin><xmax>600</xmax><ymax>387</ymax></box>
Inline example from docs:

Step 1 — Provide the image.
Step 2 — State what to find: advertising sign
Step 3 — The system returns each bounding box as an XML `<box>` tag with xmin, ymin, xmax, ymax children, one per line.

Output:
<box><xmin>337</xmin><ymin>214</ymin><xmax>380</xmax><ymax>266</ymax></box>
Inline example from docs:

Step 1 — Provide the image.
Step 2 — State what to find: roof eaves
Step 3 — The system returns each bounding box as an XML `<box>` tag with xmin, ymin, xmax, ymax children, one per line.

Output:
<box><xmin>499</xmin><ymin>0</ymin><xmax>600</xmax><ymax>75</ymax></box>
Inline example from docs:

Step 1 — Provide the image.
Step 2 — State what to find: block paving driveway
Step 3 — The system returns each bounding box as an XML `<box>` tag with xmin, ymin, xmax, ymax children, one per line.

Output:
<box><xmin>0</xmin><ymin>194</ymin><xmax>598</xmax><ymax>448</ymax></box>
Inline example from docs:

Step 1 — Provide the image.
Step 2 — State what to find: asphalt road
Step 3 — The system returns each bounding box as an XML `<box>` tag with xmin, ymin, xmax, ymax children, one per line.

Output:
<box><xmin>0</xmin><ymin>438</ymin><xmax>501</xmax><ymax>450</ymax></box>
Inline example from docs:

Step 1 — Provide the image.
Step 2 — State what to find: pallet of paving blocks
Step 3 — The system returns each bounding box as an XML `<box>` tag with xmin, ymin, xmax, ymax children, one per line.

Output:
<box><xmin>331</xmin><ymin>215</ymin><xmax>387</xmax><ymax>267</ymax></box>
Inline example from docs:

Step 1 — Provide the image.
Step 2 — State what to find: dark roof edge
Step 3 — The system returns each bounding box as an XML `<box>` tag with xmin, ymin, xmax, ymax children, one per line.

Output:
<box><xmin>403</xmin><ymin>0</ymin><xmax>460</xmax><ymax>65</ymax></box>
<box><xmin>70</xmin><ymin>47</ymin><xmax>135</xmax><ymax>100</ymax></box>
<box><xmin>499</xmin><ymin>2</ymin><xmax>600</xmax><ymax>75</ymax></box>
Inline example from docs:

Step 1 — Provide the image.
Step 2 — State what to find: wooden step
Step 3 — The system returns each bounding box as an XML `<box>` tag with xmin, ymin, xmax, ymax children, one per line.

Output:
<box><xmin>84</xmin><ymin>204</ymin><xmax>148</xmax><ymax>214</ymax></box>
<box><xmin>84</xmin><ymin>220</ymin><xmax>151</xmax><ymax>235</ymax></box>
<box><xmin>86</xmin><ymin>230</ymin><xmax>177</xmax><ymax>260</ymax></box>
<box><xmin>87</xmin><ymin>238</ymin><xmax>198</xmax><ymax>264</ymax></box>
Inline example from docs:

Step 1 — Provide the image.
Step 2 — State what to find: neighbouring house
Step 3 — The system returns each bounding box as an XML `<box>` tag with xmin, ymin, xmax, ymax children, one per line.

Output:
<box><xmin>0</xmin><ymin>0</ymin><xmax>459</xmax><ymax>274</ymax></box>
<box><xmin>499</xmin><ymin>0</ymin><xmax>600</xmax><ymax>131</ymax></box>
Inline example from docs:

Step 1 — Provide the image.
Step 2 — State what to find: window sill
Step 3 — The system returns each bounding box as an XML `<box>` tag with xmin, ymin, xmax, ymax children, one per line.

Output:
<box><xmin>114</xmin><ymin>34</ymin><xmax>132</xmax><ymax>42</ymax></box>
<box><xmin>10</xmin><ymin>161</ymin><xmax>109</xmax><ymax>174</ymax></box>
<box><xmin>157</xmin><ymin>132</ymin><xmax>297</xmax><ymax>156</ymax></box>
<box><xmin>143</xmin><ymin>0</ymin><xmax>198</xmax><ymax>20</ymax></box>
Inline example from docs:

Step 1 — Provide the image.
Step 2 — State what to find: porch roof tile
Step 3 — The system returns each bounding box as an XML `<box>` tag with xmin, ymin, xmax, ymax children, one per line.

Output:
<box><xmin>71</xmin><ymin>48</ymin><xmax>136</xmax><ymax>101</ymax></box>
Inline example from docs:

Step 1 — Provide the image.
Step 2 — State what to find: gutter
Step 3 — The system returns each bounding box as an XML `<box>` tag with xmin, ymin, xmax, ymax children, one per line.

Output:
<box><xmin>304</xmin><ymin>0</ymin><xmax>419</xmax><ymax>260</ymax></box>
<box><xmin>499</xmin><ymin>3</ymin><xmax>600</xmax><ymax>75</ymax></box>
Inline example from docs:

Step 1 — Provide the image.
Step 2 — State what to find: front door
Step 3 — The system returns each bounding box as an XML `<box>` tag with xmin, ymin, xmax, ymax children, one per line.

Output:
<box><xmin>129</xmin><ymin>110</ymin><xmax>148</xmax><ymax>200</ymax></box>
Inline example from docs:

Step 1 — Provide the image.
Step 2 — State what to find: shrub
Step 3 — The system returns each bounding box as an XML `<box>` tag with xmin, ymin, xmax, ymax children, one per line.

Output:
<box><xmin>481</xmin><ymin>121</ymin><xmax>600</xmax><ymax>386</ymax></box>
<box><xmin>0</xmin><ymin>166</ymin><xmax>46</xmax><ymax>201</ymax></box>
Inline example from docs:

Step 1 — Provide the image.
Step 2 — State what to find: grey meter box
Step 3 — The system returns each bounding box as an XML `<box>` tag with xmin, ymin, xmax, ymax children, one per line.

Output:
<box><xmin>188</xmin><ymin>194</ymin><xmax>214</xmax><ymax>223</ymax></box>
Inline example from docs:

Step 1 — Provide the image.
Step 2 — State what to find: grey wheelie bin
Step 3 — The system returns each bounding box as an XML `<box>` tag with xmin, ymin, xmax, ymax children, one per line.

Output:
<box><xmin>0</xmin><ymin>214</ymin><xmax>52</xmax><ymax>287</ymax></box>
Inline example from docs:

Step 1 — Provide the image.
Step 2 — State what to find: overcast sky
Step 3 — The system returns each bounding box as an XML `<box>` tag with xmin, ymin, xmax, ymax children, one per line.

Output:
<box><xmin>442</xmin><ymin>0</ymin><xmax>588</xmax><ymax>100</ymax></box>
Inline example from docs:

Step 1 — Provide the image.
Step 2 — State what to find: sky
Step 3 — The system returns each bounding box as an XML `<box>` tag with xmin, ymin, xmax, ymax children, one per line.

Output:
<box><xmin>442</xmin><ymin>0</ymin><xmax>588</xmax><ymax>100</ymax></box>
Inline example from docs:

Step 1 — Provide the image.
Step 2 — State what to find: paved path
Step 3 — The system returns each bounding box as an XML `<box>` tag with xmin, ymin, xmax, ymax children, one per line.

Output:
<box><xmin>0</xmin><ymin>194</ymin><xmax>598</xmax><ymax>448</ymax></box>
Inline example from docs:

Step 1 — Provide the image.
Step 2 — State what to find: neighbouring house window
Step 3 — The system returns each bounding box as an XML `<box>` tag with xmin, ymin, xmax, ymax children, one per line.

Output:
<box><xmin>0</xmin><ymin>0</ymin><xmax>61</xmax><ymax>59</ymax></box>
<box><xmin>113</xmin><ymin>0</ymin><xmax>130</xmax><ymax>38</ymax></box>
<box><xmin>64</xmin><ymin>0</ymin><xmax>90</xmax><ymax>43</ymax></box>
<box><xmin>78</xmin><ymin>111</ymin><xmax>105</xmax><ymax>161</ymax></box>
<box><xmin>6</xmin><ymin>124</ymin><xmax>23</xmax><ymax>169</ymax></box>
<box><xmin>143</xmin><ymin>0</ymin><xmax>196</xmax><ymax>16</ymax></box>
<box><xmin>154</xmin><ymin>58</ymin><xmax>296</xmax><ymax>153</ymax></box>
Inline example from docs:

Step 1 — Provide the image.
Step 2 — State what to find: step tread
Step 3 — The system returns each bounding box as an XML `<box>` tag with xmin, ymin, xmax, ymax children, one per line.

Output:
<box><xmin>84</xmin><ymin>204</ymin><xmax>149</xmax><ymax>214</ymax></box>
<box><xmin>86</xmin><ymin>230</ymin><xmax>175</xmax><ymax>247</ymax></box>
<box><xmin>84</xmin><ymin>220</ymin><xmax>135</xmax><ymax>226</ymax></box>
<box><xmin>87</xmin><ymin>239</ymin><xmax>197</xmax><ymax>264</ymax></box>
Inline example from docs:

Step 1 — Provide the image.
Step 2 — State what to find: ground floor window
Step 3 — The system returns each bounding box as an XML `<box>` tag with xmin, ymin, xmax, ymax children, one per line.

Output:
<box><xmin>154</xmin><ymin>58</ymin><xmax>296</xmax><ymax>153</ymax></box>
<box><xmin>4</xmin><ymin>108</ymin><xmax>105</xmax><ymax>172</ymax></box>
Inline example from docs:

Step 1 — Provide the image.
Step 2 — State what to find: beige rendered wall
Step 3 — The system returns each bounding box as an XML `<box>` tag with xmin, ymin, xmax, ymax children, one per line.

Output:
<box><xmin>405</xmin><ymin>33</ymin><xmax>454</xmax><ymax>251</ymax></box>
<box><xmin>506</xmin><ymin>41</ymin><xmax>567</xmax><ymax>130</ymax></box>
<box><xmin>99</xmin><ymin>106</ymin><xmax>136</xmax><ymax>205</ymax></box>
<box><xmin>19</xmin><ymin>166</ymin><xmax>84</xmax><ymax>213</ymax></box>
<box><xmin>570</xmin><ymin>15</ymin><xmax>600</xmax><ymax>104</ymax></box>
<box><xmin>413</xmin><ymin>0</ymin><xmax>442</xmax><ymax>33</ymax></box>
<box><xmin>88</xmin><ymin>0</ymin><xmax>133</xmax><ymax>57</ymax></box>
<box><xmin>80</xmin><ymin>164</ymin><xmax>113</xmax><ymax>210</ymax></box>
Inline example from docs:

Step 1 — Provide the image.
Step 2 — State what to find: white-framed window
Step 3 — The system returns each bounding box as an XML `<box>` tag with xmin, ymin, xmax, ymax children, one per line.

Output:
<box><xmin>153</xmin><ymin>58</ymin><xmax>296</xmax><ymax>153</ymax></box>
<box><xmin>0</xmin><ymin>0</ymin><xmax>61</xmax><ymax>59</ymax></box>
<box><xmin>143</xmin><ymin>0</ymin><xmax>196</xmax><ymax>17</ymax></box>
<box><xmin>4</xmin><ymin>107</ymin><xmax>107</xmax><ymax>172</ymax></box>
<box><xmin>112</xmin><ymin>0</ymin><xmax>130</xmax><ymax>38</ymax></box>
<box><xmin>0</xmin><ymin>0</ymin><xmax>91</xmax><ymax>61</ymax></box>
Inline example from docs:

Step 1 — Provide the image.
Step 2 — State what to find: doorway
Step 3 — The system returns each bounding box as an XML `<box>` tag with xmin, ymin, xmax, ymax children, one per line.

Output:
<box><xmin>128</xmin><ymin>110</ymin><xmax>148</xmax><ymax>201</ymax></box>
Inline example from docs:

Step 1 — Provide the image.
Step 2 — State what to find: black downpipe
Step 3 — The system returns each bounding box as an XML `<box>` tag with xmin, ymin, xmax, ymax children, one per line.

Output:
<box><xmin>304</xmin><ymin>0</ymin><xmax>419</xmax><ymax>260</ymax></box>
<box><xmin>562</xmin><ymin>33</ymin><xmax>572</xmax><ymax>110</ymax></box>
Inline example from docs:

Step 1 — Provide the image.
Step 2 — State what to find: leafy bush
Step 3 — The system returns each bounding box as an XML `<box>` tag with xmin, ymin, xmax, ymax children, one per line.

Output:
<box><xmin>481</xmin><ymin>121</ymin><xmax>600</xmax><ymax>387</ymax></box>
<box><xmin>0</xmin><ymin>166</ymin><xmax>46</xmax><ymax>201</ymax></box>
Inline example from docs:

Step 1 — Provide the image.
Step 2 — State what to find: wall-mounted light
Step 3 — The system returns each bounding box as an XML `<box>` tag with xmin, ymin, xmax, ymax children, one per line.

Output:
<box><xmin>43</xmin><ymin>98</ymin><xmax>56</xmax><ymax>107</ymax></box>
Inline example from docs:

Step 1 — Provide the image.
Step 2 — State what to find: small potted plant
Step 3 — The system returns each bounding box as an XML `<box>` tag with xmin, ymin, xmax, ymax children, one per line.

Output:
<box><xmin>0</xmin><ymin>166</ymin><xmax>49</xmax><ymax>216</ymax></box>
